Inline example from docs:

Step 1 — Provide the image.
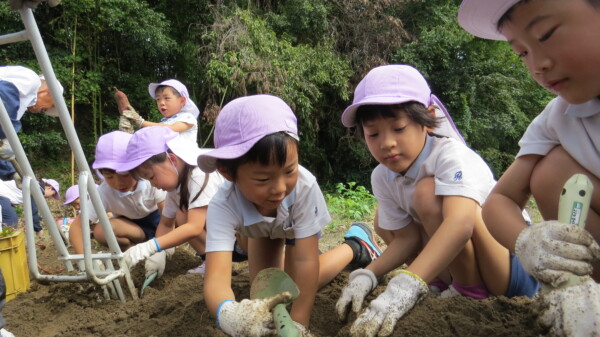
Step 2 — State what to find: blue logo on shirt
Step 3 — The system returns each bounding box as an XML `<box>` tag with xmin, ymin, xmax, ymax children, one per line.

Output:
<box><xmin>453</xmin><ymin>171</ymin><xmax>463</xmax><ymax>182</ymax></box>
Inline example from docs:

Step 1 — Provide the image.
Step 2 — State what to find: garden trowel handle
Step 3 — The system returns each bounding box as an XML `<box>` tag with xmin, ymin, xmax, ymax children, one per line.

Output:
<box><xmin>273</xmin><ymin>303</ymin><xmax>301</xmax><ymax>337</ymax></box>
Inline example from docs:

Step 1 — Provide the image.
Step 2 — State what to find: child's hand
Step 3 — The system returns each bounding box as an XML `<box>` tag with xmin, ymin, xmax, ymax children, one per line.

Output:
<box><xmin>217</xmin><ymin>292</ymin><xmax>292</xmax><ymax>337</ymax></box>
<box><xmin>293</xmin><ymin>321</ymin><xmax>315</xmax><ymax>337</ymax></box>
<box><xmin>144</xmin><ymin>251</ymin><xmax>166</xmax><ymax>278</ymax></box>
<box><xmin>118</xmin><ymin>115</ymin><xmax>134</xmax><ymax>134</ymax></box>
<box><xmin>536</xmin><ymin>278</ymin><xmax>600</xmax><ymax>336</ymax></box>
<box><xmin>336</xmin><ymin>268</ymin><xmax>378</xmax><ymax>321</ymax></box>
<box><xmin>515</xmin><ymin>221</ymin><xmax>600</xmax><ymax>287</ymax></box>
<box><xmin>122</xmin><ymin>105</ymin><xmax>144</xmax><ymax>128</ymax></box>
<box><xmin>349</xmin><ymin>271</ymin><xmax>427</xmax><ymax>337</ymax></box>
<box><xmin>122</xmin><ymin>238</ymin><xmax>158</xmax><ymax>270</ymax></box>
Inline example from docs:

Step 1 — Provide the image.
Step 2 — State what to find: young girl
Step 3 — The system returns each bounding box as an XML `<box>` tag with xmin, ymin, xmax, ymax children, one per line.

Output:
<box><xmin>63</xmin><ymin>184</ymin><xmax>81</xmax><ymax>211</ymax></box>
<box><xmin>197</xmin><ymin>94</ymin><xmax>382</xmax><ymax>337</ymax></box>
<box><xmin>116</xmin><ymin>126</ymin><xmax>224</xmax><ymax>276</ymax></box>
<box><xmin>121</xmin><ymin>79</ymin><xmax>200</xmax><ymax>144</ymax></box>
<box><xmin>336</xmin><ymin>65</ymin><xmax>539</xmax><ymax>337</ymax></box>
<box><xmin>69</xmin><ymin>131</ymin><xmax>167</xmax><ymax>258</ymax></box>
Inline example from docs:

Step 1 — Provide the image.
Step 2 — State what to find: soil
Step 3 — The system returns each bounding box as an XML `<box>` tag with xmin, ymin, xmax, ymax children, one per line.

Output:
<box><xmin>2</xmin><ymin>201</ymin><xmax>547</xmax><ymax>337</ymax></box>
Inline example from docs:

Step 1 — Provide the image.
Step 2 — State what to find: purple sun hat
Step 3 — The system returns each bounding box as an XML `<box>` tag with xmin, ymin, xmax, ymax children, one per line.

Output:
<box><xmin>63</xmin><ymin>185</ymin><xmax>80</xmax><ymax>205</ymax></box>
<box><xmin>457</xmin><ymin>0</ymin><xmax>522</xmax><ymax>41</ymax></box>
<box><xmin>197</xmin><ymin>94</ymin><xmax>298</xmax><ymax>173</ymax></box>
<box><xmin>116</xmin><ymin>126</ymin><xmax>178</xmax><ymax>172</ymax></box>
<box><xmin>341</xmin><ymin>64</ymin><xmax>465</xmax><ymax>143</ymax></box>
<box><xmin>92</xmin><ymin>131</ymin><xmax>133</xmax><ymax>171</ymax></box>
<box><xmin>148</xmin><ymin>79</ymin><xmax>200</xmax><ymax>118</ymax></box>
<box><xmin>41</xmin><ymin>178</ymin><xmax>60</xmax><ymax>200</ymax></box>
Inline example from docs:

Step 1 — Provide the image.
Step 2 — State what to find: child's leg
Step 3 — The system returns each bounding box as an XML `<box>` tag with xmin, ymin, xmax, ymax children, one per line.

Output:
<box><xmin>93</xmin><ymin>217</ymin><xmax>146</xmax><ymax>250</ymax></box>
<box><xmin>413</xmin><ymin>177</ymin><xmax>482</xmax><ymax>287</ymax></box>
<box><xmin>316</xmin><ymin>242</ymin><xmax>354</xmax><ymax>288</ymax></box>
<box><xmin>247</xmin><ymin>237</ymin><xmax>284</xmax><ymax>282</ymax></box>
<box><xmin>530</xmin><ymin>146</ymin><xmax>600</xmax><ymax>281</ymax></box>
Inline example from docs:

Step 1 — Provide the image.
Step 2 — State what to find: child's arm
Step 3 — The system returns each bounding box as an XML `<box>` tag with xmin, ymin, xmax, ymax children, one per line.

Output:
<box><xmin>366</xmin><ymin>222</ymin><xmax>421</xmax><ymax>277</ymax></box>
<box><xmin>204</xmin><ymin>251</ymin><xmax>235</xmax><ymax>316</ymax></box>
<box><xmin>140</xmin><ymin>120</ymin><xmax>193</xmax><ymax>133</ymax></box>
<box><xmin>69</xmin><ymin>215</ymin><xmax>84</xmax><ymax>254</ymax></box>
<box><xmin>287</xmin><ymin>234</ymin><xmax>319</xmax><ymax>326</ymax></box>
<box><xmin>155</xmin><ymin>206</ymin><xmax>206</xmax><ymax>249</ymax></box>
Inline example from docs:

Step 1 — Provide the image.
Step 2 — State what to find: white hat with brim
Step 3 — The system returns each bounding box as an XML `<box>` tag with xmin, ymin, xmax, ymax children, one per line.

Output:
<box><xmin>457</xmin><ymin>0</ymin><xmax>522</xmax><ymax>41</ymax></box>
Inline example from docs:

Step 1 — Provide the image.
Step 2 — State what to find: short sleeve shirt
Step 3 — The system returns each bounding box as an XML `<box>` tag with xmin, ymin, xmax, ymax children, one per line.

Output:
<box><xmin>205</xmin><ymin>165</ymin><xmax>331</xmax><ymax>252</ymax></box>
<box><xmin>517</xmin><ymin>96</ymin><xmax>600</xmax><ymax>178</ymax></box>
<box><xmin>373</xmin><ymin>135</ymin><xmax>495</xmax><ymax>231</ymax></box>
<box><xmin>88</xmin><ymin>179</ymin><xmax>166</xmax><ymax>222</ymax></box>
<box><xmin>0</xmin><ymin>66</ymin><xmax>41</xmax><ymax>119</ymax></box>
<box><xmin>162</xmin><ymin>112</ymin><xmax>198</xmax><ymax>145</ymax></box>
<box><xmin>162</xmin><ymin>167</ymin><xmax>225</xmax><ymax>218</ymax></box>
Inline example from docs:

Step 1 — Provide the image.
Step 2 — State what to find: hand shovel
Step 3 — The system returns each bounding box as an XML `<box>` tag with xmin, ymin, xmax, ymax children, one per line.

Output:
<box><xmin>250</xmin><ymin>268</ymin><xmax>301</xmax><ymax>337</ymax></box>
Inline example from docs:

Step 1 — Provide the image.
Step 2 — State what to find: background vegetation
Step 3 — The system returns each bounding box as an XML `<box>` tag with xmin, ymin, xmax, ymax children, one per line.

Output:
<box><xmin>0</xmin><ymin>0</ymin><xmax>553</xmax><ymax>192</ymax></box>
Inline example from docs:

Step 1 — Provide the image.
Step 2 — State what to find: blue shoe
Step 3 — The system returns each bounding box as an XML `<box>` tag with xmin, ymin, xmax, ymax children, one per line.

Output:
<box><xmin>344</xmin><ymin>222</ymin><xmax>382</xmax><ymax>269</ymax></box>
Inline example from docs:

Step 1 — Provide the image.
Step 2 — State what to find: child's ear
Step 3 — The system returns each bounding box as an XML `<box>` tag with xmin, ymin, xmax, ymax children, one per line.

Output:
<box><xmin>180</xmin><ymin>96</ymin><xmax>186</xmax><ymax>107</ymax></box>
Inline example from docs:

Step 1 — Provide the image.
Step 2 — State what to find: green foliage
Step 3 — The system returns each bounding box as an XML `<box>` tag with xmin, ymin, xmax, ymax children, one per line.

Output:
<box><xmin>324</xmin><ymin>182</ymin><xmax>377</xmax><ymax>230</ymax></box>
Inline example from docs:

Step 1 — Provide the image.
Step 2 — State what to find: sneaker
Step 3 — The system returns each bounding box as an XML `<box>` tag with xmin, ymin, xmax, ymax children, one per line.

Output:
<box><xmin>344</xmin><ymin>222</ymin><xmax>383</xmax><ymax>269</ymax></box>
<box><xmin>0</xmin><ymin>328</ymin><xmax>15</xmax><ymax>337</ymax></box>
<box><xmin>187</xmin><ymin>262</ymin><xmax>206</xmax><ymax>275</ymax></box>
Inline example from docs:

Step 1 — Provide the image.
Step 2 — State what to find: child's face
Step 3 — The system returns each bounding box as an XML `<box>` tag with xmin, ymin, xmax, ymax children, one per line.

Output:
<box><xmin>499</xmin><ymin>0</ymin><xmax>600</xmax><ymax>104</ymax></box>
<box><xmin>136</xmin><ymin>155</ymin><xmax>180</xmax><ymax>192</ymax></box>
<box><xmin>70</xmin><ymin>198</ymin><xmax>81</xmax><ymax>211</ymax></box>
<box><xmin>155</xmin><ymin>88</ymin><xmax>186</xmax><ymax>118</ymax></box>
<box><xmin>229</xmin><ymin>143</ymin><xmax>299</xmax><ymax>217</ymax></box>
<box><xmin>362</xmin><ymin>109</ymin><xmax>428</xmax><ymax>175</ymax></box>
<box><xmin>29</xmin><ymin>82</ymin><xmax>55</xmax><ymax>114</ymax></box>
<box><xmin>102</xmin><ymin>171</ymin><xmax>137</xmax><ymax>193</ymax></box>
<box><xmin>43</xmin><ymin>185</ymin><xmax>56</xmax><ymax>198</ymax></box>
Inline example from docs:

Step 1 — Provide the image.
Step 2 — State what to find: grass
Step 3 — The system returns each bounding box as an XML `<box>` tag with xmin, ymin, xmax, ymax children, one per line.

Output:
<box><xmin>324</xmin><ymin>182</ymin><xmax>377</xmax><ymax>232</ymax></box>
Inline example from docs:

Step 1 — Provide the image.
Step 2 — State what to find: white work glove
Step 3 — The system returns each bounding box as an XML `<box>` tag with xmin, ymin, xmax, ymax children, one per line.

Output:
<box><xmin>537</xmin><ymin>278</ymin><xmax>600</xmax><ymax>336</ymax></box>
<box><xmin>515</xmin><ymin>221</ymin><xmax>600</xmax><ymax>287</ymax></box>
<box><xmin>122</xmin><ymin>238</ymin><xmax>159</xmax><ymax>270</ymax></box>
<box><xmin>122</xmin><ymin>105</ymin><xmax>144</xmax><ymax>128</ymax></box>
<box><xmin>294</xmin><ymin>321</ymin><xmax>315</xmax><ymax>337</ymax></box>
<box><xmin>336</xmin><ymin>268</ymin><xmax>378</xmax><ymax>321</ymax></box>
<box><xmin>216</xmin><ymin>292</ymin><xmax>292</xmax><ymax>337</ymax></box>
<box><xmin>9</xmin><ymin>0</ymin><xmax>60</xmax><ymax>10</ymax></box>
<box><xmin>118</xmin><ymin>115</ymin><xmax>134</xmax><ymax>134</ymax></box>
<box><xmin>0</xmin><ymin>140</ymin><xmax>15</xmax><ymax>161</ymax></box>
<box><xmin>350</xmin><ymin>270</ymin><xmax>428</xmax><ymax>337</ymax></box>
<box><xmin>144</xmin><ymin>251</ymin><xmax>166</xmax><ymax>278</ymax></box>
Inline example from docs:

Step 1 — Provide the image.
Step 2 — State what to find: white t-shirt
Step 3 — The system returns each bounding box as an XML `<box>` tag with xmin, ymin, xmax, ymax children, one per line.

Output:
<box><xmin>205</xmin><ymin>165</ymin><xmax>331</xmax><ymax>252</ymax></box>
<box><xmin>373</xmin><ymin>135</ymin><xmax>496</xmax><ymax>231</ymax></box>
<box><xmin>0</xmin><ymin>65</ymin><xmax>41</xmax><ymax>119</ymax></box>
<box><xmin>517</xmin><ymin>96</ymin><xmax>600</xmax><ymax>178</ymax></box>
<box><xmin>0</xmin><ymin>180</ymin><xmax>23</xmax><ymax>204</ymax></box>
<box><xmin>161</xmin><ymin>112</ymin><xmax>198</xmax><ymax>145</ymax></box>
<box><xmin>162</xmin><ymin>167</ymin><xmax>224</xmax><ymax>218</ymax></box>
<box><xmin>88</xmin><ymin>179</ymin><xmax>166</xmax><ymax>222</ymax></box>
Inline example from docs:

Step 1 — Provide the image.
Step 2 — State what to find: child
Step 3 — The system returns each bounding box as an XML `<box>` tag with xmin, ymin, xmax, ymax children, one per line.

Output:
<box><xmin>458</xmin><ymin>0</ymin><xmax>600</xmax><ymax>335</ymax></box>
<box><xmin>63</xmin><ymin>184</ymin><xmax>81</xmax><ymax>211</ymax></box>
<box><xmin>336</xmin><ymin>65</ymin><xmax>539</xmax><ymax>337</ymax></box>
<box><xmin>197</xmin><ymin>94</ymin><xmax>382</xmax><ymax>336</ymax></box>
<box><xmin>69</xmin><ymin>131</ymin><xmax>167</xmax><ymax>258</ymax></box>
<box><xmin>116</xmin><ymin>126</ymin><xmax>224</xmax><ymax>276</ymax></box>
<box><xmin>122</xmin><ymin>79</ymin><xmax>200</xmax><ymax>144</ymax></box>
<box><xmin>41</xmin><ymin>178</ymin><xmax>60</xmax><ymax>200</ymax></box>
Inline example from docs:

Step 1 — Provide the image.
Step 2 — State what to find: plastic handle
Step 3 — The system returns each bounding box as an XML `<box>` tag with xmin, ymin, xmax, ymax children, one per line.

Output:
<box><xmin>273</xmin><ymin>303</ymin><xmax>301</xmax><ymax>337</ymax></box>
<box><xmin>542</xmin><ymin>174</ymin><xmax>593</xmax><ymax>293</ymax></box>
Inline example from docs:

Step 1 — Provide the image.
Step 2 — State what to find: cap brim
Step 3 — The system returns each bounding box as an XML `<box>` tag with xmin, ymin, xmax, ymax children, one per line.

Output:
<box><xmin>115</xmin><ymin>156</ymin><xmax>151</xmax><ymax>173</ymax></box>
<box><xmin>197</xmin><ymin>138</ymin><xmax>261</xmax><ymax>173</ymax></box>
<box><xmin>166</xmin><ymin>135</ymin><xmax>213</xmax><ymax>166</ymax></box>
<box><xmin>44</xmin><ymin>107</ymin><xmax>60</xmax><ymax>117</ymax></box>
<box><xmin>148</xmin><ymin>83</ymin><xmax>160</xmax><ymax>99</ymax></box>
<box><xmin>341</xmin><ymin>96</ymin><xmax>418</xmax><ymax>127</ymax></box>
<box><xmin>457</xmin><ymin>0</ymin><xmax>519</xmax><ymax>40</ymax></box>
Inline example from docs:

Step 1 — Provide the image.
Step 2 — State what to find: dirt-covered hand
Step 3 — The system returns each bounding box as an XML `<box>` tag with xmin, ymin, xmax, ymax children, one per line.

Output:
<box><xmin>144</xmin><ymin>251</ymin><xmax>166</xmax><ymax>278</ymax></box>
<box><xmin>537</xmin><ymin>278</ymin><xmax>600</xmax><ymax>336</ymax></box>
<box><xmin>123</xmin><ymin>239</ymin><xmax>158</xmax><ymax>270</ymax></box>
<box><xmin>216</xmin><ymin>292</ymin><xmax>292</xmax><ymax>337</ymax></box>
<box><xmin>350</xmin><ymin>271</ymin><xmax>428</xmax><ymax>337</ymax></box>
<box><xmin>294</xmin><ymin>321</ymin><xmax>316</xmax><ymax>337</ymax></box>
<box><xmin>336</xmin><ymin>268</ymin><xmax>378</xmax><ymax>321</ymax></box>
<box><xmin>122</xmin><ymin>105</ymin><xmax>144</xmax><ymax>128</ymax></box>
<box><xmin>515</xmin><ymin>221</ymin><xmax>600</xmax><ymax>287</ymax></box>
<box><xmin>118</xmin><ymin>115</ymin><xmax>134</xmax><ymax>134</ymax></box>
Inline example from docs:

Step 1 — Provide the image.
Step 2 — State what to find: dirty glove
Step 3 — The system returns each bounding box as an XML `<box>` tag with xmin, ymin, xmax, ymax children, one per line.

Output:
<box><xmin>216</xmin><ymin>292</ymin><xmax>292</xmax><ymax>337</ymax></box>
<box><xmin>122</xmin><ymin>105</ymin><xmax>144</xmax><ymax>128</ymax></box>
<box><xmin>118</xmin><ymin>115</ymin><xmax>134</xmax><ymax>134</ymax></box>
<box><xmin>144</xmin><ymin>251</ymin><xmax>166</xmax><ymax>278</ymax></box>
<box><xmin>350</xmin><ymin>270</ymin><xmax>428</xmax><ymax>337</ymax></box>
<box><xmin>9</xmin><ymin>0</ymin><xmax>60</xmax><ymax>10</ymax></box>
<box><xmin>336</xmin><ymin>268</ymin><xmax>378</xmax><ymax>321</ymax></box>
<box><xmin>122</xmin><ymin>238</ymin><xmax>159</xmax><ymax>270</ymax></box>
<box><xmin>0</xmin><ymin>140</ymin><xmax>15</xmax><ymax>161</ymax></box>
<box><xmin>515</xmin><ymin>220</ymin><xmax>600</xmax><ymax>287</ymax></box>
<box><xmin>294</xmin><ymin>321</ymin><xmax>315</xmax><ymax>337</ymax></box>
<box><xmin>537</xmin><ymin>278</ymin><xmax>600</xmax><ymax>336</ymax></box>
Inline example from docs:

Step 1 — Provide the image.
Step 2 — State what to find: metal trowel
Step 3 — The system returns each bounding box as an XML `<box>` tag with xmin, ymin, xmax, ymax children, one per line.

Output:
<box><xmin>250</xmin><ymin>268</ymin><xmax>301</xmax><ymax>337</ymax></box>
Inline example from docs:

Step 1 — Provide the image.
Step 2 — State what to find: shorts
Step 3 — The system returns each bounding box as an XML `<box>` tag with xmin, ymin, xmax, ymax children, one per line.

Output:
<box><xmin>129</xmin><ymin>210</ymin><xmax>160</xmax><ymax>240</ymax></box>
<box><xmin>504</xmin><ymin>253</ymin><xmax>540</xmax><ymax>298</ymax></box>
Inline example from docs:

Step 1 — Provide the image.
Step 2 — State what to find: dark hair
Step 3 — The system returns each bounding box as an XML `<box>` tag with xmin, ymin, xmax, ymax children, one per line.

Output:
<box><xmin>354</xmin><ymin>102</ymin><xmax>440</xmax><ymax>139</ymax></box>
<box><xmin>216</xmin><ymin>132</ymin><xmax>299</xmax><ymax>181</ymax></box>
<box><xmin>133</xmin><ymin>151</ymin><xmax>200</xmax><ymax>212</ymax></box>
<box><xmin>98</xmin><ymin>168</ymin><xmax>117</xmax><ymax>175</ymax></box>
<box><xmin>498</xmin><ymin>0</ymin><xmax>600</xmax><ymax>31</ymax></box>
<box><xmin>155</xmin><ymin>85</ymin><xmax>181</xmax><ymax>97</ymax></box>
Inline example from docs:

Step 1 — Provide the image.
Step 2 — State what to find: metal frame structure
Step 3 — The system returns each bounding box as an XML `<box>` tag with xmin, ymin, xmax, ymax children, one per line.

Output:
<box><xmin>0</xmin><ymin>6</ymin><xmax>137</xmax><ymax>302</ymax></box>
